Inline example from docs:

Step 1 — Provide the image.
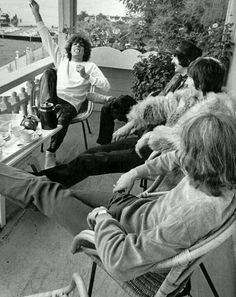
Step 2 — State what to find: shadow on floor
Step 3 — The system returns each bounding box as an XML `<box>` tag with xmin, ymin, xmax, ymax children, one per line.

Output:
<box><xmin>0</xmin><ymin>111</ymin><xmax>235</xmax><ymax>297</ymax></box>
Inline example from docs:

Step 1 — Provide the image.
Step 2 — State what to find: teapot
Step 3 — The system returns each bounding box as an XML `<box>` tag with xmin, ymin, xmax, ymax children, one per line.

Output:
<box><xmin>32</xmin><ymin>102</ymin><xmax>62</xmax><ymax>130</ymax></box>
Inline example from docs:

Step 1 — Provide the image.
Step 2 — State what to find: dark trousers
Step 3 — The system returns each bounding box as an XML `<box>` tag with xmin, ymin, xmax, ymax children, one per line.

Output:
<box><xmin>37</xmin><ymin>137</ymin><xmax>152</xmax><ymax>187</ymax></box>
<box><xmin>39</xmin><ymin>68</ymin><xmax>77</xmax><ymax>153</ymax></box>
<box><xmin>96</xmin><ymin>95</ymin><xmax>137</xmax><ymax>145</ymax></box>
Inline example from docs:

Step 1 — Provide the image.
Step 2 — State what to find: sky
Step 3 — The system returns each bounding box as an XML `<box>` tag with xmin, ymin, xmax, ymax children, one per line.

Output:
<box><xmin>0</xmin><ymin>0</ymin><xmax>127</xmax><ymax>26</ymax></box>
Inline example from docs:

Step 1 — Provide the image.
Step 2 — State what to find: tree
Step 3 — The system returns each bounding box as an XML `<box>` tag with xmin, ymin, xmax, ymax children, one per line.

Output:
<box><xmin>11</xmin><ymin>14</ymin><xmax>19</xmax><ymax>27</ymax></box>
<box><xmin>77</xmin><ymin>18</ymin><xmax>114</xmax><ymax>47</ymax></box>
<box><xmin>96</xmin><ymin>13</ymin><xmax>108</xmax><ymax>21</ymax></box>
<box><xmin>120</xmin><ymin>0</ymin><xmax>185</xmax><ymax>48</ymax></box>
<box><xmin>183</xmin><ymin>0</ymin><xmax>229</xmax><ymax>28</ymax></box>
<box><xmin>77</xmin><ymin>11</ymin><xmax>89</xmax><ymax>22</ymax></box>
<box><xmin>120</xmin><ymin>0</ymin><xmax>231</xmax><ymax>54</ymax></box>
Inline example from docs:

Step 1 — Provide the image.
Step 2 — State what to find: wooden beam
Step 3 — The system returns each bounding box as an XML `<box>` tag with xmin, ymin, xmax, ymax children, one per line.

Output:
<box><xmin>225</xmin><ymin>0</ymin><xmax>236</xmax><ymax>265</ymax></box>
<box><xmin>58</xmin><ymin>0</ymin><xmax>77</xmax><ymax>50</ymax></box>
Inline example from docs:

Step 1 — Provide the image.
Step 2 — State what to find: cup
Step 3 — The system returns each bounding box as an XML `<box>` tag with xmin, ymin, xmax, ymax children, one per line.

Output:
<box><xmin>0</xmin><ymin>136</ymin><xmax>5</xmax><ymax>157</ymax></box>
<box><xmin>12</xmin><ymin>126</ymin><xmax>24</xmax><ymax>138</ymax></box>
<box><xmin>19</xmin><ymin>129</ymin><xmax>38</xmax><ymax>143</ymax></box>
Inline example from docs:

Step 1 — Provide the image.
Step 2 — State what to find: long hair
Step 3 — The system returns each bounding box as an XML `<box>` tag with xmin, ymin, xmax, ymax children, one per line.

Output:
<box><xmin>179</xmin><ymin>112</ymin><xmax>236</xmax><ymax>196</ymax></box>
<box><xmin>173</xmin><ymin>40</ymin><xmax>202</xmax><ymax>67</ymax></box>
<box><xmin>65</xmin><ymin>34</ymin><xmax>91</xmax><ymax>61</ymax></box>
<box><xmin>188</xmin><ymin>57</ymin><xmax>225</xmax><ymax>95</ymax></box>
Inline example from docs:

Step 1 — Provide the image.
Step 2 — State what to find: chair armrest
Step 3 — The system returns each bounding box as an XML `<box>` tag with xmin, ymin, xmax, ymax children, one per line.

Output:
<box><xmin>71</xmin><ymin>230</ymin><xmax>97</xmax><ymax>255</ymax></box>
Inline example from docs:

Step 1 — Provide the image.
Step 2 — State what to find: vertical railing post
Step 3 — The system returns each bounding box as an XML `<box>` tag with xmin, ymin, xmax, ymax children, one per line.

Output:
<box><xmin>15</xmin><ymin>50</ymin><xmax>19</xmax><ymax>70</ymax></box>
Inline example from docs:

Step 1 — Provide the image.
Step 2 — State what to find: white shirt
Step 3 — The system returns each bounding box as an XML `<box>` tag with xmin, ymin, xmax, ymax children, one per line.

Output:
<box><xmin>37</xmin><ymin>21</ymin><xmax>110</xmax><ymax>111</ymax></box>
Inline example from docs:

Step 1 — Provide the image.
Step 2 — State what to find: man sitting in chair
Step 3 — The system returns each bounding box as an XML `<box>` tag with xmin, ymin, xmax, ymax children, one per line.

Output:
<box><xmin>30</xmin><ymin>0</ymin><xmax>110</xmax><ymax>169</ymax></box>
<box><xmin>95</xmin><ymin>40</ymin><xmax>202</xmax><ymax>145</ymax></box>
<box><xmin>0</xmin><ymin>111</ymin><xmax>235</xmax><ymax>285</ymax></box>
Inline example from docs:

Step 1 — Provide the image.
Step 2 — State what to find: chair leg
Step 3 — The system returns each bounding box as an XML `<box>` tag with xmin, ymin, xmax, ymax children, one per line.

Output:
<box><xmin>88</xmin><ymin>262</ymin><xmax>97</xmax><ymax>297</ymax></box>
<box><xmin>41</xmin><ymin>143</ymin><xmax>44</xmax><ymax>152</ymax></box>
<box><xmin>175</xmin><ymin>279</ymin><xmax>192</xmax><ymax>297</ymax></box>
<box><xmin>81</xmin><ymin>121</ymin><xmax>88</xmax><ymax>150</ymax></box>
<box><xmin>86</xmin><ymin>119</ymin><xmax>92</xmax><ymax>134</ymax></box>
<box><xmin>28</xmin><ymin>156</ymin><xmax>41</xmax><ymax>173</ymax></box>
<box><xmin>200</xmin><ymin>263</ymin><xmax>220</xmax><ymax>297</ymax></box>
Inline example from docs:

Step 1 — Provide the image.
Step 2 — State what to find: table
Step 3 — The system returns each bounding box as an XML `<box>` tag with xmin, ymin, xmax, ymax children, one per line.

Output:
<box><xmin>0</xmin><ymin>114</ymin><xmax>62</xmax><ymax>228</ymax></box>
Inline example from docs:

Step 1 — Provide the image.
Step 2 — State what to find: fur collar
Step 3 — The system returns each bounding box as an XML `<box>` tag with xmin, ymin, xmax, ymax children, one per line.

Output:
<box><xmin>149</xmin><ymin>92</ymin><xmax>236</xmax><ymax>152</ymax></box>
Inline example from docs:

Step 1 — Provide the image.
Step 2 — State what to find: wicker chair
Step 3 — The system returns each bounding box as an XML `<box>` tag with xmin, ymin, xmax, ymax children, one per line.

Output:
<box><xmin>24</xmin><ymin>180</ymin><xmax>236</xmax><ymax>297</ymax></box>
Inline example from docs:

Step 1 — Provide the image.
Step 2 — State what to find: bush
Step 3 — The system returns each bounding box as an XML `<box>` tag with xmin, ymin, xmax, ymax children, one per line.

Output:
<box><xmin>132</xmin><ymin>51</ymin><xmax>175</xmax><ymax>100</ymax></box>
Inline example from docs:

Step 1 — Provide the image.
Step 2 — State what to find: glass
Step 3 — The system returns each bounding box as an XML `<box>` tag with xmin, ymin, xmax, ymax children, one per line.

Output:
<box><xmin>0</xmin><ymin>136</ymin><xmax>6</xmax><ymax>157</ymax></box>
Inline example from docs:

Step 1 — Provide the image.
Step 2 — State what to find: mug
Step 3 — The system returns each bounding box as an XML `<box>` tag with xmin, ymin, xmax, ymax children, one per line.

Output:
<box><xmin>19</xmin><ymin>129</ymin><xmax>38</xmax><ymax>143</ymax></box>
<box><xmin>12</xmin><ymin>126</ymin><xmax>24</xmax><ymax>138</ymax></box>
<box><xmin>0</xmin><ymin>135</ymin><xmax>5</xmax><ymax>157</ymax></box>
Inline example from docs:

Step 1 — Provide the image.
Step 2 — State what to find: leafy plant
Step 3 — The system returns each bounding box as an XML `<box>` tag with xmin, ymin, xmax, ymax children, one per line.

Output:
<box><xmin>196</xmin><ymin>22</ymin><xmax>234</xmax><ymax>60</ymax></box>
<box><xmin>132</xmin><ymin>51</ymin><xmax>175</xmax><ymax>100</ymax></box>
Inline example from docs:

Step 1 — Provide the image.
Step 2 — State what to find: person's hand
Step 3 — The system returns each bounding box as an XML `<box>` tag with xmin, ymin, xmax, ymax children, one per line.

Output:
<box><xmin>87</xmin><ymin>206</ymin><xmax>109</xmax><ymax>230</ymax></box>
<box><xmin>29</xmin><ymin>0</ymin><xmax>39</xmax><ymax>15</ymax></box>
<box><xmin>135</xmin><ymin>132</ymin><xmax>152</xmax><ymax>158</ymax></box>
<box><xmin>113</xmin><ymin>169</ymin><xmax>138</xmax><ymax>193</ymax></box>
<box><xmin>29</xmin><ymin>0</ymin><xmax>42</xmax><ymax>22</ymax></box>
<box><xmin>148</xmin><ymin>150</ymin><xmax>161</xmax><ymax>160</ymax></box>
<box><xmin>76</xmin><ymin>65</ymin><xmax>89</xmax><ymax>79</ymax></box>
<box><xmin>112</xmin><ymin>124</ymin><xmax>132</xmax><ymax>142</ymax></box>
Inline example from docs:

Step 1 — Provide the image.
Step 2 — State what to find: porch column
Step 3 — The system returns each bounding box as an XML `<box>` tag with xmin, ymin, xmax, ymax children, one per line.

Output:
<box><xmin>225</xmin><ymin>0</ymin><xmax>236</xmax><ymax>265</ymax></box>
<box><xmin>58</xmin><ymin>0</ymin><xmax>77</xmax><ymax>50</ymax></box>
<box><xmin>226</xmin><ymin>0</ymin><xmax>236</xmax><ymax>92</ymax></box>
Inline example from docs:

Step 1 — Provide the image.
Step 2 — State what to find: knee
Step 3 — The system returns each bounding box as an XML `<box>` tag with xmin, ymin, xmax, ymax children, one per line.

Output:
<box><xmin>42</xmin><ymin>68</ymin><xmax>57</xmax><ymax>79</ymax></box>
<box><xmin>101</xmin><ymin>102</ymin><xmax>112</xmax><ymax>114</ymax></box>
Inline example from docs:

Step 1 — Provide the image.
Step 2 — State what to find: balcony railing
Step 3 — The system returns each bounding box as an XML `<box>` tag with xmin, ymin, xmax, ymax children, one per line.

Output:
<box><xmin>0</xmin><ymin>56</ymin><xmax>53</xmax><ymax>115</ymax></box>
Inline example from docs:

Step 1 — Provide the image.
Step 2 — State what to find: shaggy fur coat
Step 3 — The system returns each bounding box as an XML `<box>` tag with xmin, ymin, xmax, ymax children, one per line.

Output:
<box><xmin>127</xmin><ymin>87</ymin><xmax>205</xmax><ymax>130</ymax></box>
<box><xmin>148</xmin><ymin>91</ymin><xmax>236</xmax><ymax>153</ymax></box>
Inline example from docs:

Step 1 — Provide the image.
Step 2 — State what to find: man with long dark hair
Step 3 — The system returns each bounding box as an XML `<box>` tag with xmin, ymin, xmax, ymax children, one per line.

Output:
<box><xmin>30</xmin><ymin>0</ymin><xmax>110</xmax><ymax>169</ymax></box>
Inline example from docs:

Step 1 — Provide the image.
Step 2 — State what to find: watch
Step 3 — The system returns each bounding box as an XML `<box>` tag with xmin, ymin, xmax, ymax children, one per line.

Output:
<box><xmin>95</xmin><ymin>209</ymin><xmax>108</xmax><ymax>219</ymax></box>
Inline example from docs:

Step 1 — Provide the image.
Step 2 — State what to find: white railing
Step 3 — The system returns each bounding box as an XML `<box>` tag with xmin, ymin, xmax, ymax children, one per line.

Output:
<box><xmin>0</xmin><ymin>46</ymin><xmax>48</xmax><ymax>75</ymax></box>
<box><xmin>0</xmin><ymin>56</ymin><xmax>53</xmax><ymax>115</ymax></box>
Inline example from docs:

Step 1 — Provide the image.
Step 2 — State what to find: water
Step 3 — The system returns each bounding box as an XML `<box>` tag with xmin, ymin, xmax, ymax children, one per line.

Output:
<box><xmin>0</xmin><ymin>0</ymin><xmax>127</xmax><ymax>27</ymax></box>
<box><xmin>0</xmin><ymin>0</ymin><xmax>59</xmax><ymax>26</ymax></box>
<box><xmin>0</xmin><ymin>0</ymin><xmax>127</xmax><ymax>66</ymax></box>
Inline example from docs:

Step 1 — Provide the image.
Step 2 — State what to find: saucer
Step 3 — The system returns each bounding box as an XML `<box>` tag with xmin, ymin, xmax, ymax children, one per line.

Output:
<box><xmin>0</xmin><ymin>132</ymin><xmax>10</xmax><ymax>141</ymax></box>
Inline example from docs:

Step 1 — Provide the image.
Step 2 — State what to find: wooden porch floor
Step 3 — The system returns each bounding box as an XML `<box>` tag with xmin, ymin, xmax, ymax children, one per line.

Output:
<box><xmin>0</xmin><ymin>111</ymin><xmax>235</xmax><ymax>297</ymax></box>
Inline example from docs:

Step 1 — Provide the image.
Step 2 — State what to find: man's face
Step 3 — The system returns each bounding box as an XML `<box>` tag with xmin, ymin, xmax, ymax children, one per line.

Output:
<box><xmin>71</xmin><ymin>41</ymin><xmax>84</xmax><ymax>61</ymax></box>
<box><xmin>171</xmin><ymin>55</ymin><xmax>185</xmax><ymax>74</ymax></box>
